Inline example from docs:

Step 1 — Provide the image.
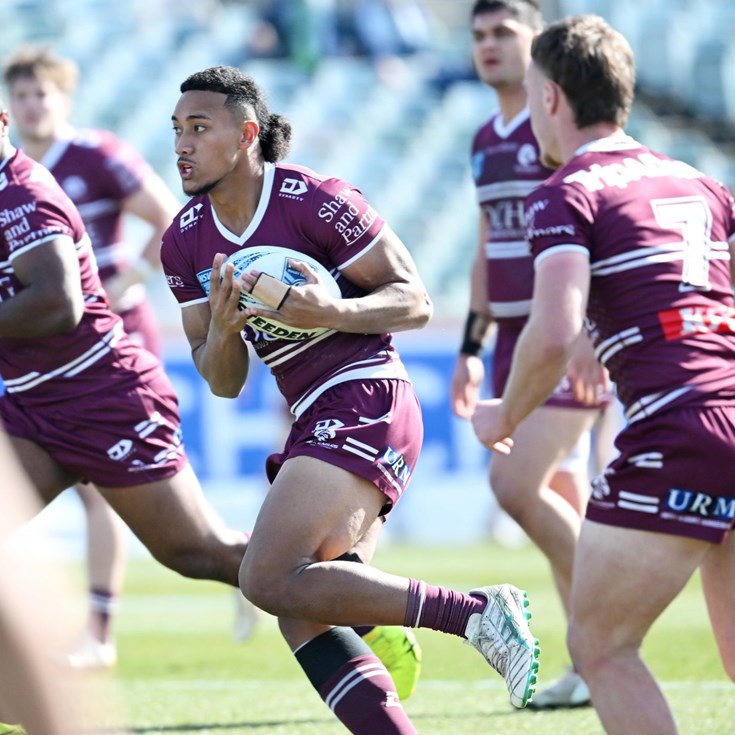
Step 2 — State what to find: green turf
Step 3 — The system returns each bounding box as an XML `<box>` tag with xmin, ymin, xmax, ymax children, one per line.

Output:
<box><xmin>80</xmin><ymin>541</ymin><xmax>730</xmax><ymax>734</ymax></box>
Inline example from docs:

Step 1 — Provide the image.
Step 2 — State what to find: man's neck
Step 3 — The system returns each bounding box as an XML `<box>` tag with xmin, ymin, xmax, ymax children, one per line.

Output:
<box><xmin>495</xmin><ymin>86</ymin><xmax>528</xmax><ymax>127</ymax></box>
<box><xmin>20</xmin><ymin>136</ymin><xmax>57</xmax><ymax>163</ymax></box>
<box><xmin>0</xmin><ymin>140</ymin><xmax>14</xmax><ymax>165</ymax></box>
<box><xmin>561</xmin><ymin>123</ymin><xmax>623</xmax><ymax>164</ymax></box>
<box><xmin>208</xmin><ymin>167</ymin><xmax>265</xmax><ymax>237</ymax></box>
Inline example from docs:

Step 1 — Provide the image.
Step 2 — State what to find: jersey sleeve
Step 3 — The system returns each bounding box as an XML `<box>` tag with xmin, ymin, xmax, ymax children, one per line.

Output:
<box><xmin>307</xmin><ymin>177</ymin><xmax>386</xmax><ymax>269</ymax></box>
<box><xmin>1</xmin><ymin>179</ymin><xmax>77</xmax><ymax>260</ymax></box>
<box><xmin>98</xmin><ymin>135</ymin><xmax>152</xmax><ymax>200</ymax></box>
<box><xmin>525</xmin><ymin>182</ymin><xmax>594</xmax><ymax>267</ymax></box>
<box><xmin>160</xmin><ymin>225</ymin><xmax>208</xmax><ymax>306</ymax></box>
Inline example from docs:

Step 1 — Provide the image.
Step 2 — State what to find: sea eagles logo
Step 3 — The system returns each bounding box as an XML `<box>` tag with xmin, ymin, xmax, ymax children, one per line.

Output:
<box><xmin>517</xmin><ymin>143</ymin><xmax>537</xmax><ymax>168</ymax></box>
<box><xmin>61</xmin><ymin>175</ymin><xmax>87</xmax><ymax>200</ymax></box>
<box><xmin>313</xmin><ymin>419</ymin><xmax>344</xmax><ymax>441</ymax></box>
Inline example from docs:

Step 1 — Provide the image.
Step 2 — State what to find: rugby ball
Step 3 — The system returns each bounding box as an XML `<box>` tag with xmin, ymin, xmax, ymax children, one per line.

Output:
<box><xmin>225</xmin><ymin>246</ymin><xmax>340</xmax><ymax>341</ymax></box>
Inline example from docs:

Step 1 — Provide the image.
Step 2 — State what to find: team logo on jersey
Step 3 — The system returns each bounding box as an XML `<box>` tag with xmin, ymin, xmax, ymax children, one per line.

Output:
<box><xmin>590</xmin><ymin>473</ymin><xmax>611</xmax><ymax>500</ymax></box>
<box><xmin>279</xmin><ymin>178</ymin><xmax>308</xmax><ymax>198</ymax></box>
<box><xmin>313</xmin><ymin>418</ymin><xmax>345</xmax><ymax>441</ymax></box>
<box><xmin>180</xmin><ymin>203</ymin><xmax>204</xmax><ymax>230</ymax></box>
<box><xmin>517</xmin><ymin>143</ymin><xmax>537</xmax><ymax>168</ymax></box>
<box><xmin>61</xmin><ymin>175</ymin><xmax>87</xmax><ymax>200</ymax></box>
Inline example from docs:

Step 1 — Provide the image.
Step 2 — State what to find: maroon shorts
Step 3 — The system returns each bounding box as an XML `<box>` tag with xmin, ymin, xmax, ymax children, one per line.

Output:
<box><xmin>587</xmin><ymin>404</ymin><xmax>735</xmax><ymax>543</ymax></box>
<box><xmin>266</xmin><ymin>379</ymin><xmax>423</xmax><ymax>516</ymax></box>
<box><xmin>0</xmin><ymin>365</ymin><xmax>187</xmax><ymax>488</ymax></box>
<box><xmin>120</xmin><ymin>300</ymin><xmax>163</xmax><ymax>359</ymax></box>
<box><xmin>493</xmin><ymin>320</ymin><xmax>610</xmax><ymax>408</ymax></box>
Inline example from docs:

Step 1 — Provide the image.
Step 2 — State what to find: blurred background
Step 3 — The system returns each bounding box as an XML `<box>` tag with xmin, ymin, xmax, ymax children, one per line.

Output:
<box><xmin>4</xmin><ymin>0</ymin><xmax>735</xmax><ymax>551</ymax></box>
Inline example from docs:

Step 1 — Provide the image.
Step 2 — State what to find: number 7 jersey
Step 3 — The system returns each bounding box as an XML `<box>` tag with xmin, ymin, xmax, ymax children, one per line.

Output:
<box><xmin>524</xmin><ymin>134</ymin><xmax>735</xmax><ymax>422</ymax></box>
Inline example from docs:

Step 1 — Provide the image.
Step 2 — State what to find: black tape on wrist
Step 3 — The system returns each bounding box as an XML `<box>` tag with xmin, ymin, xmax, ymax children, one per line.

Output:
<box><xmin>460</xmin><ymin>311</ymin><xmax>491</xmax><ymax>356</ymax></box>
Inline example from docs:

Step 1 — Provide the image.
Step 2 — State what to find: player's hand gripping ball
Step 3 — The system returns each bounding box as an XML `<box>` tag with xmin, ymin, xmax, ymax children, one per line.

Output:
<box><xmin>224</xmin><ymin>245</ymin><xmax>340</xmax><ymax>341</ymax></box>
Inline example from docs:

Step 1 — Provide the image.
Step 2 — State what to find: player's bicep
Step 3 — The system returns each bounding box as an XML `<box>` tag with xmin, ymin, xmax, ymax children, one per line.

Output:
<box><xmin>339</xmin><ymin>225</ymin><xmax>424</xmax><ymax>292</ymax></box>
<box><xmin>532</xmin><ymin>250</ymin><xmax>590</xmax><ymax>339</ymax></box>
<box><xmin>13</xmin><ymin>237</ymin><xmax>82</xmax><ymax>302</ymax></box>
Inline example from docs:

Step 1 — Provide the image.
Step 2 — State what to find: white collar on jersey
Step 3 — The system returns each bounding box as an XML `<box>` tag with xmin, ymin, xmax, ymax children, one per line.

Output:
<box><xmin>40</xmin><ymin>137</ymin><xmax>74</xmax><ymax>171</ymax></box>
<box><xmin>492</xmin><ymin>107</ymin><xmax>530</xmax><ymax>139</ymax></box>
<box><xmin>210</xmin><ymin>161</ymin><xmax>276</xmax><ymax>245</ymax></box>
<box><xmin>574</xmin><ymin>131</ymin><xmax>640</xmax><ymax>157</ymax></box>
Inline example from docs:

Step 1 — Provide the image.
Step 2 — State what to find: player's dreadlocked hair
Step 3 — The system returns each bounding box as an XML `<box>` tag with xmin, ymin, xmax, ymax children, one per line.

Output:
<box><xmin>470</xmin><ymin>0</ymin><xmax>543</xmax><ymax>31</ymax></box>
<box><xmin>180</xmin><ymin>66</ymin><xmax>292</xmax><ymax>163</ymax></box>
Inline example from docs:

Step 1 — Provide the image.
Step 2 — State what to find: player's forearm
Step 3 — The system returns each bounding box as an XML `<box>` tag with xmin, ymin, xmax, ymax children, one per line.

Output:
<box><xmin>501</xmin><ymin>319</ymin><xmax>574</xmax><ymax>430</ymax></box>
<box><xmin>328</xmin><ymin>282</ymin><xmax>433</xmax><ymax>333</ymax></box>
<box><xmin>192</xmin><ymin>332</ymin><xmax>250</xmax><ymax>398</ymax></box>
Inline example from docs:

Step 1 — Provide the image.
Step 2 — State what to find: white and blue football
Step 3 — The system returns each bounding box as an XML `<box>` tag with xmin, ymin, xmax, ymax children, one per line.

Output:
<box><xmin>225</xmin><ymin>245</ymin><xmax>341</xmax><ymax>341</ymax></box>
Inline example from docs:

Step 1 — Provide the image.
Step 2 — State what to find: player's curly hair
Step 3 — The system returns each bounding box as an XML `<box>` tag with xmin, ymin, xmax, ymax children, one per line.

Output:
<box><xmin>180</xmin><ymin>66</ymin><xmax>291</xmax><ymax>163</ymax></box>
<box><xmin>471</xmin><ymin>0</ymin><xmax>543</xmax><ymax>31</ymax></box>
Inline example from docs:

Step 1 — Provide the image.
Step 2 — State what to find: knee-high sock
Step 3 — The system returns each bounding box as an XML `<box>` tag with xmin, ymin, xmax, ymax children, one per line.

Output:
<box><xmin>404</xmin><ymin>578</ymin><xmax>486</xmax><ymax>637</ymax></box>
<box><xmin>295</xmin><ymin>628</ymin><xmax>418</xmax><ymax>735</ymax></box>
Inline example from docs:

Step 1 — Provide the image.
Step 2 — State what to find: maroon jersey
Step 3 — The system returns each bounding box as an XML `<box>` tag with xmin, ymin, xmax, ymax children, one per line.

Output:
<box><xmin>0</xmin><ymin>147</ymin><xmax>160</xmax><ymax>405</ymax></box>
<box><xmin>525</xmin><ymin>135</ymin><xmax>735</xmax><ymax>420</ymax></box>
<box><xmin>161</xmin><ymin>162</ymin><xmax>410</xmax><ymax>416</ymax></box>
<box><xmin>41</xmin><ymin>129</ymin><xmax>155</xmax><ymax>310</ymax></box>
<box><xmin>471</xmin><ymin>109</ymin><xmax>554</xmax><ymax>323</ymax></box>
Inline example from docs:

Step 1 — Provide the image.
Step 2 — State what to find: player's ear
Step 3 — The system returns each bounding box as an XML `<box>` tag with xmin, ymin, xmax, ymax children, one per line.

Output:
<box><xmin>544</xmin><ymin>79</ymin><xmax>559</xmax><ymax>115</ymax></box>
<box><xmin>241</xmin><ymin>119</ymin><xmax>260</xmax><ymax>149</ymax></box>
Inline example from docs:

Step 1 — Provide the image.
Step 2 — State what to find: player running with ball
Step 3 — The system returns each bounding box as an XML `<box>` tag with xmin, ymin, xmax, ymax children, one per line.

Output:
<box><xmin>161</xmin><ymin>65</ymin><xmax>540</xmax><ymax>733</ymax></box>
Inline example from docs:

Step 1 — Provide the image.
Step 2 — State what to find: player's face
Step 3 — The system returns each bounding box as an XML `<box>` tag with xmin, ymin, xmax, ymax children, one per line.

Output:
<box><xmin>7</xmin><ymin>76</ymin><xmax>69</xmax><ymax>142</ymax></box>
<box><xmin>471</xmin><ymin>10</ymin><xmax>535</xmax><ymax>90</ymax></box>
<box><xmin>172</xmin><ymin>90</ymin><xmax>245</xmax><ymax>198</ymax></box>
<box><xmin>525</xmin><ymin>62</ymin><xmax>562</xmax><ymax>169</ymax></box>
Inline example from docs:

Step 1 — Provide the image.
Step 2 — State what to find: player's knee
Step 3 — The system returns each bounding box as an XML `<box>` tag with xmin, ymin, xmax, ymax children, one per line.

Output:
<box><xmin>489</xmin><ymin>469</ymin><xmax>524</xmax><ymax>517</ymax></box>
<box><xmin>721</xmin><ymin>651</ymin><xmax>735</xmax><ymax>683</ymax></box>
<box><xmin>238</xmin><ymin>554</ymin><xmax>280</xmax><ymax>613</ymax></box>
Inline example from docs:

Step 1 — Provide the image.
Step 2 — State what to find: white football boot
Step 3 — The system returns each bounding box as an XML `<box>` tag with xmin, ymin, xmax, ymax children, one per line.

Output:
<box><xmin>464</xmin><ymin>584</ymin><xmax>540</xmax><ymax>708</ymax></box>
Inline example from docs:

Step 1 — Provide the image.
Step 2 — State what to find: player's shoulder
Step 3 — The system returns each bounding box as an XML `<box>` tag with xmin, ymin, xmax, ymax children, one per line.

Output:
<box><xmin>472</xmin><ymin>111</ymin><xmax>502</xmax><ymax>147</ymax></box>
<box><xmin>271</xmin><ymin>161</ymin><xmax>342</xmax><ymax>199</ymax></box>
<box><xmin>163</xmin><ymin>195</ymin><xmax>208</xmax><ymax>244</ymax></box>
<box><xmin>1</xmin><ymin>149</ymin><xmax>61</xmax><ymax>204</ymax></box>
<box><xmin>271</xmin><ymin>162</ymin><xmax>367</xmax><ymax>215</ymax></box>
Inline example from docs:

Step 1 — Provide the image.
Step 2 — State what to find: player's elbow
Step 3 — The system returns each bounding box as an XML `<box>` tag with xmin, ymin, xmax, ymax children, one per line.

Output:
<box><xmin>414</xmin><ymin>289</ymin><xmax>433</xmax><ymax>328</ymax></box>
<box><xmin>208</xmin><ymin>381</ymin><xmax>244</xmax><ymax>399</ymax></box>
<box><xmin>41</xmin><ymin>293</ymin><xmax>84</xmax><ymax>334</ymax></box>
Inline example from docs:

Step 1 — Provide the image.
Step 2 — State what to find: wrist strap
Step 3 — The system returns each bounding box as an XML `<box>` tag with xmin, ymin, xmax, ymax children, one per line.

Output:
<box><xmin>460</xmin><ymin>311</ymin><xmax>492</xmax><ymax>356</ymax></box>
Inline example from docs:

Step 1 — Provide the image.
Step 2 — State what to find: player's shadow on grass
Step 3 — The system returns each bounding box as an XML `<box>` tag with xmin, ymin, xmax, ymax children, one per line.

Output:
<box><xmin>125</xmin><ymin>708</ymin><xmax>523</xmax><ymax>733</ymax></box>
<box><xmin>127</xmin><ymin>718</ymin><xmax>336</xmax><ymax>733</ymax></box>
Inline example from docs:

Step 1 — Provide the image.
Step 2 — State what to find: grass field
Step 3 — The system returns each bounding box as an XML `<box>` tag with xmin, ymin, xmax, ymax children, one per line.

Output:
<box><xmin>70</xmin><ymin>540</ymin><xmax>731</xmax><ymax>734</ymax></box>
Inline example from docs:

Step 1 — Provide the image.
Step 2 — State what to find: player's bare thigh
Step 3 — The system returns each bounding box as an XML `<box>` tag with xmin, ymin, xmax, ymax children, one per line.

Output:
<box><xmin>569</xmin><ymin>520</ymin><xmax>709</xmax><ymax>657</ymax></box>
<box><xmin>243</xmin><ymin>456</ymin><xmax>385</xmax><ymax>590</ymax></box>
<box><xmin>6</xmin><ymin>436</ymin><xmax>78</xmax><ymax>507</ymax></box>
<box><xmin>490</xmin><ymin>405</ymin><xmax>598</xmax><ymax>497</ymax></box>
<box><xmin>95</xmin><ymin>463</ymin><xmax>245</xmax><ymax>584</ymax></box>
